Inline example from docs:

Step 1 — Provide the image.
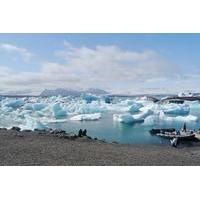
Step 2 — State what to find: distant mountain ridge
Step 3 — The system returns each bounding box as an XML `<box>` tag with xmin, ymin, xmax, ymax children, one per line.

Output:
<box><xmin>84</xmin><ymin>88</ymin><xmax>109</xmax><ymax>95</ymax></box>
<box><xmin>40</xmin><ymin>88</ymin><xmax>109</xmax><ymax>96</ymax></box>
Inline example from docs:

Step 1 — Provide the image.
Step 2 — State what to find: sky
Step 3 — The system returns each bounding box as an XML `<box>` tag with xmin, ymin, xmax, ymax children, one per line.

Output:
<box><xmin>0</xmin><ymin>33</ymin><xmax>200</xmax><ymax>95</ymax></box>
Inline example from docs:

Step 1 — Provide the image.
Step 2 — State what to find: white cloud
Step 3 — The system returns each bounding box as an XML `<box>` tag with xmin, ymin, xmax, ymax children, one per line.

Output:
<box><xmin>0</xmin><ymin>43</ymin><xmax>34</xmax><ymax>61</ymax></box>
<box><xmin>0</xmin><ymin>42</ymin><xmax>197</xmax><ymax>95</ymax></box>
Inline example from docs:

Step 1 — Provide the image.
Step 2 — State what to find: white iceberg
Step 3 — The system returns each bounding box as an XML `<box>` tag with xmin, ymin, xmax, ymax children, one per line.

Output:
<box><xmin>70</xmin><ymin>113</ymin><xmax>101</xmax><ymax>121</ymax></box>
<box><xmin>144</xmin><ymin>115</ymin><xmax>158</xmax><ymax>126</ymax></box>
<box><xmin>159</xmin><ymin>111</ymin><xmax>198</xmax><ymax>122</ymax></box>
<box><xmin>113</xmin><ymin>109</ymin><xmax>153</xmax><ymax>124</ymax></box>
<box><xmin>23</xmin><ymin>115</ymin><xmax>47</xmax><ymax>130</ymax></box>
<box><xmin>113</xmin><ymin>114</ymin><xmax>135</xmax><ymax>124</ymax></box>
<box><xmin>66</xmin><ymin>101</ymin><xmax>106</xmax><ymax>114</ymax></box>
<box><xmin>162</xmin><ymin>104</ymin><xmax>190</xmax><ymax>115</ymax></box>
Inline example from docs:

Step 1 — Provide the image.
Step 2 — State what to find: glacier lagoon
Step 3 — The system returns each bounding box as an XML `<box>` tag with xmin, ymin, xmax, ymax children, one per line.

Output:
<box><xmin>0</xmin><ymin>95</ymin><xmax>200</xmax><ymax>145</ymax></box>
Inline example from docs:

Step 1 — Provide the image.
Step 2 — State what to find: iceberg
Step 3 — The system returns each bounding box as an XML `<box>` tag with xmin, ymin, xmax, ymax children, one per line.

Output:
<box><xmin>24</xmin><ymin>103</ymin><xmax>34</xmax><ymax>110</ymax></box>
<box><xmin>23</xmin><ymin>115</ymin><xmax>47</xmax><ymax>130</ymax></box>
<box><xmin>159</xmin><ymin>111</ymin><xmax>198</xmax><ymax>122</ymax></box>
<box><xmin>132</xmin><ymin>109</ymin><xmax>153</xmax><ymax>121</ymax></box>
<box><xmin>104</xmin><ymin>96</ymin><xmax>112</xmax><ymax>104</ymax></box>
<box><xmin>113</xmin><ymin>114</ymin><xmax>135</xmax><ymax>124</ymax></box>
<box><xmin>139</xmin><ymin>103</ymin><xmax>160</xmax><ymax>114</ymax></box>
<box><xmin>83</xmin><ymin>94</ymin><xmax>98</xmax><ymax>103</ymax></box>
<box><xmin>162</xmin><ymin>104</ymin><xmax>190</xmax><ymax>115</ymax></box>
<box><xmin>52</xmin><ymin>103</ymin><xmax>67</xmax><ymax>118</ymax></box>
<box><xmin>32</xmin><ymin>103</ymin><xmax>46</xmax><ymax>111</ymax></box>
<box><xmin>113</xmin><ymin>109</ymin><xmax>154</xmax><ymax>124</ymax></box>
<box><xmin>70</xmin><ymin>113</ymin><xmax>101</xmax><ymax>121</ymax></box>
<box><xmin>144</xmin><ymin>115</ymin><xmax>158</xmax><ymax>126</ymax></box>
<box><xmin>66</xmin><ymin>101</ymin><xmax>105</xmax><ymax>114</ymax></box>
<box><xmin>129</xmin><ymin>102</ymin><xmax>143</xmax><ymax>113</ymax></box>
<box><xmin>23</xmin><ymin>103</ymin><xmax>47</xmax><ymax>111</ymax></box>
<box><xmin>4</xmin><ymin>99</ymin><xmax>24</xmax><ymax>108</ymax></box>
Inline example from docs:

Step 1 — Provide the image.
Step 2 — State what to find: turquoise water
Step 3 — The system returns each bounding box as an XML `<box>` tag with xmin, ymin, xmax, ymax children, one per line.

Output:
<box><xmin>48</xmin><ymin>112</ymin><xmax>200</xmax><ymax>145</ymax></box>
<box><xmin>1</xmin><ymin>96</ymin><xmax>200</xmax><ymax>145</ymax></box>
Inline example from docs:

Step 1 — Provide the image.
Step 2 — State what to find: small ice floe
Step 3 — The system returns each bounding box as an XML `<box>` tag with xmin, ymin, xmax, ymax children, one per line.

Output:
<box><xmin>70</xmin><ymin>113</ymin><xmax>101</xmax><ymax>121</ymax></box>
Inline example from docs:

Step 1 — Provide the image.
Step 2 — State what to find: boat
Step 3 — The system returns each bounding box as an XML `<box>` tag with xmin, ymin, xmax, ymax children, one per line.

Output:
<box><xmin>149</xmin><ymin>128</ymin><xmax>175</xmax><ymax>135</ymax></box>
<box><xmin>156</xmin><ymin>131</ymin><xmax>196</xmax><ymax>141</ymax></box>
<box><xmin>167</xmin><ymin>99</ymin><xmax>184</xmax><ymax>104</ymax></box>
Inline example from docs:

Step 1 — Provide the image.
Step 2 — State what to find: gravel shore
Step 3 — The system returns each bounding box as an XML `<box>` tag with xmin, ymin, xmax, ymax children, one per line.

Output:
<box><xmin>0</xmin><ymin>129</ymin><xmax>200</xmax><ymax>166</ymax></box>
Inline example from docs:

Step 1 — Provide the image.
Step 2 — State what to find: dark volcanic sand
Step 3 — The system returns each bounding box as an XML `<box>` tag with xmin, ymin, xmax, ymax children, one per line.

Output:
<box><xmin>0</xmin><ymin>129</ymin><xmax>200</xmax><ymax>166</ymax></box>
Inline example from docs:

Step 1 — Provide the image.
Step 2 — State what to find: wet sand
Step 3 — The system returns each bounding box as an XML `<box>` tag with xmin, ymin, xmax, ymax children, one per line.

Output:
<box><xmin>0</xmin><ymin>129</ymin><xmax>200</xmax><ymax>166</ymax></box>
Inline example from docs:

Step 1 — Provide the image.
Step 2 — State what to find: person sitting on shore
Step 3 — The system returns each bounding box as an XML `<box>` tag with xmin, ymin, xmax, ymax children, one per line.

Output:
<box><xmin>82</xmin><ymin>129</ymin><xmax>87</xmax><ymax>136</ymax></box>
<box><xmin>78</xmin><ymin>129</ymin><xmax>83</xmax><ymax>137</ymax></box>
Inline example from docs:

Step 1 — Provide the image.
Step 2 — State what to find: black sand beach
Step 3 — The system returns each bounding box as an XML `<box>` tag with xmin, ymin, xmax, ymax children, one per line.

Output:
<box><xmin>0</xmin><ymin>129</ymin><xmax>200</xmax><ymax>166</ymax></box>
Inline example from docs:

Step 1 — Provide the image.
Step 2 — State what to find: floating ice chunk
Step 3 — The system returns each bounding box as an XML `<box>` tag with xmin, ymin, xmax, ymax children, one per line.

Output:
<box><xmin>0</xmin><ymin>106</ymin><xmax>13</xmax><ymax>112</ymax></box>
<box><xmin>187</xmin><ymin>101</ymin><xmax>200</xmax><ymax>113</ymax></box>
<box><xmin>133</xmin><ymin>109</ymin><xmax>153</xmax><ymax>120</ymax></box>
<box><xmin>139</xmin><ymin>103</ymin><xmax>160</xmax><ymax>114</ymax></box>
<box><xmin>113</xmin><ymin>114</ymin><xmax>135</xmax><ymax>124</ymax></box>
<box><xmin>130</xmin><ymin>110</ymin><xmax>152</xmax><ymax>123</ymax></box>
<box><xmin>129</xmin><ymin>102</ymin><xmax>144</xmax><ymax>113</ymax></box>
<box><xmin>24</xmin><ymin>103</ymin><xmax>33</xmax><ymax>110</ymax></box>
<box><xmin>5</xmin><ymin>99</ymin><xmax>24</xmax><ymax>108</ymax></box>
<box><xmin>52</xmin><ymin>103</ymin><xmax>67</xmax><ymax>118</ymax></box>
<box><xmin>113</xmin><ymin>109</ymin><xmax>153</xmax><ymax>124</ymax></box>
<box><xmin>23</xmin><ymin>103</ymin><xmax>47</xmax><ymax>111</ymax></box>
<box><xmin>24</xmin><ymin>115</ymin><xmax>47</xmax><ymax>130</ymax></box>
<box><xmin>43</xmin><ymin>118</ymin><xmax>68</xmax><ymax>123</ymax></box>
<box><xmin>32</xmin><ymin>103</ymin><xmax>46</xmax><ymax>111</ymax></box>
<box><xmin>159</xmin><ymin>111</ymin><xmax>198</xmax><ymax>122</ymax></box>
<box><xmin>66</xmin><ymin>101</ymin><xmax>105</xmax><ymax>114</ymax></box>
<box><xmin>162</xmin><ymin>104</ymin><xmax>190</xmax><ymax>115</ymax></box>
<box><xmin>18</xmin><ymin>110</ymin><xmax>32</xmax><ymax>118</ymax></box>
<box><xmin>70</xmin><ymin>113</ymin><xmax>101</xmax><ymax>121</ymax></box>
<box><xmin>83</xmin><ymin>94</ymin><xmax>98</xmax><ymax>103</ymax></box>
<box><xmin>104</xmin><ymin>96</ymin><xmax>112</xmax><ymax>104</ymax></box>
<box><xmin>144</xmin><ymin>115</ymin><xmax>158</xmax><ymax>126</ymax></box>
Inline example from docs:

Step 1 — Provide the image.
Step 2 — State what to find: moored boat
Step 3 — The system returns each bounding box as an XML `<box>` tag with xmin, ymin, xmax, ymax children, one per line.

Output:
<box><xmin>156</xmin><ymin>131</ymin><xmax>196</xmax><ymax>141</ymax></box>
<box><xmin>149</xmin><ymin>128</ymin><xmax>175</xmax><ymax>135</ymax></box>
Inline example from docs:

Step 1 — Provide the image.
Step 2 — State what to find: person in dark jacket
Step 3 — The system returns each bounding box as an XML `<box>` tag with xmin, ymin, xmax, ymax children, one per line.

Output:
<box><xmin>78</xmin><ymin>129</ymin><xmax>83</xmax><ymax>137</ymax></box>
<box><xmin>83</xmin><ymin>129</ymin><xmax>87</xmax><ymax>136</ymax></box>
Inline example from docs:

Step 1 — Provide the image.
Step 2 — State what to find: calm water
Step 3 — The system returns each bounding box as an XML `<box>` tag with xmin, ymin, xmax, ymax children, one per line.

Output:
<box><xmin>1</xmin><ymin>96</ymin><xmax>200</xmax><ymax>145</ymax></box>
<box><xmin>48</xmin><ymin>111</ymin><xmax>200</xmax><ymax>145</ymax></box>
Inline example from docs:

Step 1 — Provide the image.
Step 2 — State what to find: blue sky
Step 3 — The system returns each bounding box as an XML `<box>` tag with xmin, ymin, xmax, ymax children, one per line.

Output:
<box><xmin>0</xmin><ymin>33</ymin><xmax>200</xmax><ymax>94</ymax></box>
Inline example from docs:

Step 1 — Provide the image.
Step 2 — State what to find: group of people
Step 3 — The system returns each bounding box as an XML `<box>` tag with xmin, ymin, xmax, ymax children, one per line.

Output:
<box><xmin>78</xmin><ymin>129</ymin><xmax>87</xmax><ymax>137</ymax></box>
